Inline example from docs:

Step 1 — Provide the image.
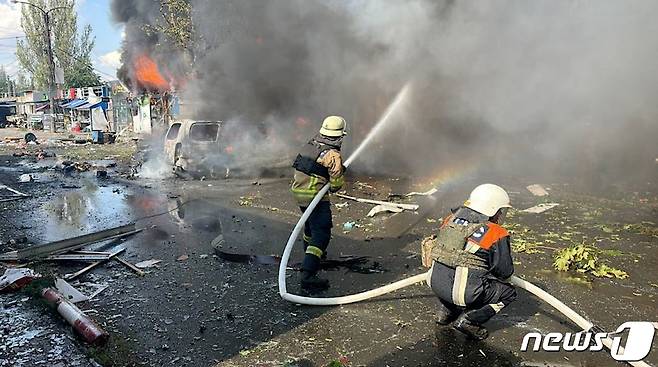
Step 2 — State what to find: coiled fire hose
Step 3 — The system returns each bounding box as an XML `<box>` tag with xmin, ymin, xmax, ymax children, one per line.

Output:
<box><xmin>277</xmin><ymin>86</ymin><xmax>650</xmax><ymax>366</ymax></box>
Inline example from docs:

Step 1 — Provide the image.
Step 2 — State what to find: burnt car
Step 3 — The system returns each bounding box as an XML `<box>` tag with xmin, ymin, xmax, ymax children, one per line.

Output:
<box><xmin>164</xmin><ymin>119</ymin><xmax>294</xmax><ymax>178</ymax></box>
<box><xmin>164</xmin><ymin>119</ymin><xmax>229</xmax><ymax>177</ymax></box>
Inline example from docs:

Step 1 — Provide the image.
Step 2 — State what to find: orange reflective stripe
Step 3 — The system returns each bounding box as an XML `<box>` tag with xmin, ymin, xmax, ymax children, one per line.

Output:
<box><xmin>479</xmin><ymin>222</ymin><xmax>509</xmax><ymax>250</ymax></box>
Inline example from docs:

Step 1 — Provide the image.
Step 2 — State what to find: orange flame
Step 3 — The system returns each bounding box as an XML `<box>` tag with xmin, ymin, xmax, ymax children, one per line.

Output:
<box><xmin>134</xmin><ymin>54</ymin><xmax>170</xmax><ymax>90</ymax></box>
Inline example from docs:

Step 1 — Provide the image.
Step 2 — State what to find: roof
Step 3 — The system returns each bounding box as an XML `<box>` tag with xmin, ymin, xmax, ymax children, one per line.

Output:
<box><xmin>74</xmin><ymin>101</ymin><xmax>103</xmax><ymax>110</ymax></box>
<box><xmin>60</xmin><ymin>99</ymin><xmax>87</xmax><ymax>109</ymax></box>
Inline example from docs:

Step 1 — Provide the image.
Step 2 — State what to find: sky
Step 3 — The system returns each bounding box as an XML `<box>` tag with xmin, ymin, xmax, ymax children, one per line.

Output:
<box><xmin>0</xmin><ymin>0</ymin><xmax>122</xmax><ymax>82</ymax></box>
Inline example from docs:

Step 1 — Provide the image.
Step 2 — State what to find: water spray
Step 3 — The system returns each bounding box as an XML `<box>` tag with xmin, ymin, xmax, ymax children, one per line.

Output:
<box><xmin>277</xmin><ymin>83</ymin><xmax>650</xmax><ymax>367</ymax></box>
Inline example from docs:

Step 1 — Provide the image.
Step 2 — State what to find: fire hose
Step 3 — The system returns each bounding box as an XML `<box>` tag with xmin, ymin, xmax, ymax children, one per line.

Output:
<box><xmin>278</xmin><ymin>160</ymin><xmax>651</xmax><ymax>367</ymax></box>
<box><xmin>277</xmin><ymin>180</ymin><xmax>651</xmax><ymax>366</ymax></box>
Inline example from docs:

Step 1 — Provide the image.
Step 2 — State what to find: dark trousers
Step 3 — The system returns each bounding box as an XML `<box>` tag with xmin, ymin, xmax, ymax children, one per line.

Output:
<box><xmin>300</xmin><ymin>200</ymin><xmax>332</xmax><ymax>274</ymax></box>
<box><xmin>431</xmin><ymin>263</ymin><xmax>516</xmax><ymax>325</ymax></box>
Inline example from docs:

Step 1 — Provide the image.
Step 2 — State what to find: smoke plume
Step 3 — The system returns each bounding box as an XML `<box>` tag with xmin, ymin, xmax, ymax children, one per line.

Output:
<box><xmin>111</xmin><ymin>0</ymin><xmax>658</xmax><ymax>187</ymax></box>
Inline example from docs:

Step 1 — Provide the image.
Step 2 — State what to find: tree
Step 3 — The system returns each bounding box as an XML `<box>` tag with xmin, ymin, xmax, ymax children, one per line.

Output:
<box><xmin>15</xmin><ymin>0</ymin><xmax>100</xmax><ymax>89</ymax></box>
<box><xmin>0</xmin><ymin>67</ymin><xmax>10</xmax><ymax>95</ymax></box>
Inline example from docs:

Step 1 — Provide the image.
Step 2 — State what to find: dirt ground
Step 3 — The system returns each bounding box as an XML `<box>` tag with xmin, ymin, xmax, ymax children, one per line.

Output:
<box><xmin>0</xmin><ymin>128</ymin><xmax>656</xmax><ymax>367</ymax></box>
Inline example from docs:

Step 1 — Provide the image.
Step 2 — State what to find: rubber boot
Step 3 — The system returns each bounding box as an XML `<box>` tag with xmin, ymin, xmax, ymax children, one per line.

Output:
<box><xmin>453</xmin><ymin>314</ymin><xmax>489</xmax><ymax>340</ymax></box>
<box><xmin>436</xmin><ymin>301</ymin><xmax>460</xmax><ymax>325</ymax></box>
<box><xmin>300</xmin><ymin>271</ymin><xmax>329</xmax><ymax>293</ymax></box>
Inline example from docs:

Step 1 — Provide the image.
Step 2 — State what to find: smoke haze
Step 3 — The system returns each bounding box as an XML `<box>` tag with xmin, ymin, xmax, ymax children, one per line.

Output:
<box><xmin>111</xmin><ymin>0</ymin><xmax>658</xmax><ymax>187</ymax></box>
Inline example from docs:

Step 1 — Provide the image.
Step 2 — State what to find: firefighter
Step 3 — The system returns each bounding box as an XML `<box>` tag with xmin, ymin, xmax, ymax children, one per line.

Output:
<box><xmin>427</xmin><ymin>184</ymin><xmax>516</xmax><ymax>340</ymax></box>
<box><xmin>291</xmin><ymin>116</ymin><xmax>347</xmax><ymax>292</ymax></box>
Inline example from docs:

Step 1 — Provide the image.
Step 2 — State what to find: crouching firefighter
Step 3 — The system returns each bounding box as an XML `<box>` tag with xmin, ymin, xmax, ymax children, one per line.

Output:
<box><xmin>422</xmin><ymin>184</ymin><xmax>516</xmax><ymax>340</ymax></box>
<box><xmin>291</xmin><ymin>116</ymin><xmax>347</xmax><ymax>293</ymax></box>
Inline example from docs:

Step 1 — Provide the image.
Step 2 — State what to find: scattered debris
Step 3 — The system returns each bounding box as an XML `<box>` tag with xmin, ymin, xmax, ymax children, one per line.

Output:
<box><xmin>334</xmin><ymin>202</ymin><xmax>349</xmax><ymax>209</ymax></box>
<box><xmin>24</xmin><ymin>132</ymin><xmax>37</xmax><ymax>143</ymax></box>
<box><xmin>114</xmin><ymin>257</ymin><xmax>146</xmax><ymax>276</ymax></box>
<box><xmin>7</xmin><ymin>223</ymin><xmax>139</xmax><ymax>261</ymax></box>
<box><xmin>63</xmin><ymin>247</ymin><xmax>126</xmax><ymax>280</ymax></box>
<box><xmin>367</xmin><ymin>204</ymin><xmax>404</xmax><ymax>217</ymax></box>
<box><xmin>0</xmin><ymin>268</ymin><xmax>40</xmax><ymax>293</ymax></box>
<box><xmin>521</xmin><ymin>203</ymin><xmax>560</xmax><ymax>214</ymax></box>
<box><xmin>0</xmin><ymin>182</ymin><xmax>30</xmax><ymax>202</ymax></box>
<box><xmin>215</xmin><ymin>250</ymin><xmax>281</xmax><ymax>265</ymax></box>
<box><xmin>177</xmin><ymin>254</ymin><xmax>189</xmax><ymax>261</ymax></box>
<box><xmin>343</xmin><ymin>221</ymin><xmax>355</xmax><ymax>231</ymax></box>
<box><xmin>54</xmin><ymin>278</ymin><xmax>89</xmax><ymax>303</ymax></box>
<box><xmin>526</xmin><ymin>184</ymin><xmax>549</xmax><ymax>196</ymax></box>
<box><xmin>41</xmin><ymin>287</ymin><xmax>109</xmax><ymax>345</ymax></box>
<box><xmin>135</xmin><ymin>259</ymin><xmax>162</xmax><ymax>269</ymax></box>
<box><xmin>18</xmin><ymin>173</ymin><xmax>35</xmax><ymax>183</ymax></box>
<box><xmin>405</xmin><ymin>187</ymin><xmax>438</xmax><ymax>197</ymax></box>
<box><xmin>336</xmin><ymin>193</ymin><xmax>419</xmax><ymax>211</ymax></box>
<box><xmin>96</xmin><ymin>170</ymin><xmax>108</xmax><ymax>178</ymax></box>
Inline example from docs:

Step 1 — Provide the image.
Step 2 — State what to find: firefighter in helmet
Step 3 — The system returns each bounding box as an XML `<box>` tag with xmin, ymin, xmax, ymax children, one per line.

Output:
<box><xmin>427</xmin><ymin>184</ymin><xmax>516</xmax><ymax>340</ymax></box>
<box><xmin>291</xmin><ymin>116</ymin><xmax>347</xmax><ymax>292</ymax></box>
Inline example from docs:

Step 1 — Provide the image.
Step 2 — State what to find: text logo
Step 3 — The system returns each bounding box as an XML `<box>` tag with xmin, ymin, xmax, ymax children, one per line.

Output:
<box><xmin>521</xmin><ymin>321</ymin><xmax>656</xmax><ymax>362</ymax></box>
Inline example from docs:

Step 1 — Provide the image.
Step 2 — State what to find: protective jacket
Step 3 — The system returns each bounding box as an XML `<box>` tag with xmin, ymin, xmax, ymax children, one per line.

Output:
<box><xmin>291</xmin><ymin>136</ymin><xmax>345</xmax><ymax>206</ymax></box>
<box><xmin>429</xmin><ymin>207</ymin><xmax>514</xmax><ymax>307</ymax></box>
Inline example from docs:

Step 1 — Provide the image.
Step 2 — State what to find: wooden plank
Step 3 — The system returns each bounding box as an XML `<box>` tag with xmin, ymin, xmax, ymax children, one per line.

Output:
<box><xmin>16</xmin><ymin>224</ymin><xmax>138</xmax><ymax>260</ymax></box>
<box><xmin>63</xmin><ymin>247</ymin><xmax>126</xmax><ymax>281</ymax></box>
<box><xmin>113</xmin><ymin>257</ymin><xmax>146</xmax><ymax>276</ymax></box>
<box><xmin>46</xmin><ymin>254</ymin><xmax>112</xmax><ymax>261</ymax></box>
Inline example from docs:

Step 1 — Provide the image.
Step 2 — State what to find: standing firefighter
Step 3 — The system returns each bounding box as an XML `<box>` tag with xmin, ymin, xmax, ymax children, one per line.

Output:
<box><xmin>291</xmin><ymin>116</ymin><xmax>347</xmax><ymax>292</ymax></box>
<box><xmin>422</xmin><ymin>184</ymin><xmax>516</xmax><ymax>340</ymax></box>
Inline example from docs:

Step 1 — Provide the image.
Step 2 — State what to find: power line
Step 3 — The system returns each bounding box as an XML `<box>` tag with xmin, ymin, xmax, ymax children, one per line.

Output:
<box><xmin>0</xmin><ymin>35</ymin><xmax>26</xmax><ymax>41</ymax></box>
<box><xmin>54</xmin><ymin>45</ymin><xmax>117</xmax><ymax>80</ymax></box>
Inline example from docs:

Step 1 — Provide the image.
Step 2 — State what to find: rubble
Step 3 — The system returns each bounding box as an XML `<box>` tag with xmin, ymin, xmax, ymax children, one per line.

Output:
<box><xmin>367</xmin><ymin>204</ymin><xmax>404</xmax><ymax>217</ymax></box>
<box><xmin>526</xmin><ymin>184</ymin><xmax>549</xmax><ymax>196</ymax></box>
<box><xmin>335</xmin><ymin>193</ymin><xmax>419</xmax><ymax>211</ymax></box>
<box><xmin>522</xmin><ymin>203</ymin><xmax>560</xmax><ymax>213</ymax></box>
<box><xmin>0</xmin><ymin>268</ymin><xmax>40</xmax><ymax>293</ymax></box>
<box><xmin>41</xmin><ymin>287</ymin><xmax>109</xmax><ymax>345</ymax></box>
<box><xmin>54</xmin><ymin>278</ymin><xmax>89</xmax><ymax>303</ymax></box>
<box><xmin>135</xmin><ymin>259</ymin><xmax>162</xmax><ymax>269</ymax></box>
<box><xmin>7</xmin><ymin>223</ymin><xmax>139</xmax><ymax>261</ymax></box>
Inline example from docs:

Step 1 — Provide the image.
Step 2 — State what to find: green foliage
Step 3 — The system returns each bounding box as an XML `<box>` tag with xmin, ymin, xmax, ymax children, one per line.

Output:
<box><xmin>553</xmin><ymin>244</ymin><xmax>628</xmax><ymax>279</ymax></box>
<box><xmin>15</xmin><ymin>0</ymin><xmax>100</xmax><ymax>89</ymax></box>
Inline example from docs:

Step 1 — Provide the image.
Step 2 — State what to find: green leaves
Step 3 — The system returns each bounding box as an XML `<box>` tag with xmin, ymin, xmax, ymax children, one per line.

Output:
<box><xmin>553</xmin><ymin>243</ymin><xmax>628</xmax><ymax>279</ymax></box>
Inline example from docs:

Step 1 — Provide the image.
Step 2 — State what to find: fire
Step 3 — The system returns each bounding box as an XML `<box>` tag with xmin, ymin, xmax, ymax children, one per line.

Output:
<box><xmin>133</xmin><ymin>54</ymin><xmax>170</xmax><ymax>90</ymax></box>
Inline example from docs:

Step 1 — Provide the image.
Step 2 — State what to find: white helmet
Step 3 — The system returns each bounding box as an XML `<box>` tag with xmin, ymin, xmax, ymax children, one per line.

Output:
<box><xmin>319</xmin><ymin>116</ymin><xmax>347</xmax><ymax>137</ymax></box>
<box><xmin>464</xmin><ymin>184</ymin><xmax>512</xmax><ymax>217</ymax></box>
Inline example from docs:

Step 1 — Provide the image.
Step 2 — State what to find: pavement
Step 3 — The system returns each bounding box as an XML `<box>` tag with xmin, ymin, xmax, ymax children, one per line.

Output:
<box><xmin>0</xmin><ymin>127</ymin><xmax>656</xmax><ymax>367</ymax></box>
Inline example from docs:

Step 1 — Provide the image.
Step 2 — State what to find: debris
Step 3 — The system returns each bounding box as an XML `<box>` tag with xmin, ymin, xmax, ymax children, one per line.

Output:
<box><xmin>367</xmin><ymin>204</ymin><xmax>404</xmax><ymax>217</ymax></box>
<box><xmin>343</xmin><ymin>221</ymin><xmax>355</xmax><ymax>231</ymax></box>
<box><xmin>0</xmin><ymin>268</ymin><xmax>40</xmax><ymax>293</ymax></box>
<box><xmin>526</xmin><ymin>184</ymin><xmax>549</xmax><ymax>196</ymax></box>
<box><xmin>24</xmin><ymin>132</ymin><xmax>37</xmax><ymax>143</ymax></box>
<box><xmin>134</xmin><ymin>259</ymin><xmax>162</xmax><ymax>269</ymax></box>
<box><xmin>334</xmin><ymin>202</ymin><xmax>349</xmax><ymax>209</ymax></box>
<box><xmin>336</xmin><ymin>193</ymin><xmax>419</xmax><ymax>211</ymax></box>
<box><xmin>11</xmin><ymin>223</ymin><xmax>139</xmax><ymax>261</ymax></box>
<box><xmin>177</xmin><ymin>254</ymin><xmax>189</xmax><ymax>261</ymax></box>
<box><xmin>113</xmin><ymin>257</ymin><xmax>146</xmax><ymax>276</ymax></box>
<box><xmin>96</xmin><ymin>170</ymin><xmax>108</xmax><ymax>179</ymax></box>
<box><xmin>41</xmin><ymin>287</ymin><xmax>109</xmax><ymax>345</ymax></box>
<box><xmin>215</xmin><ymin>249</ymin><xmax>281</xmax><ymax>265</ymax></box>
<box><xmin>0</xmin><ymin>182</ymin><xmax>30</xmax><ymax>202</ymax></box>
<box><xmin>521</xmin><ymin>203</ymin><xmax>560</xmax><ymax>214</ymax></box>
<box><xmin>405</xmin><ymin>188</ymin><xmax>438</xmax><ymax>197</ymax></box>
<box><xmin>55</xmin><ymin>278</ymin><xmax>89</xmax><ymax>303</ymax></box>
<box><xmin>63</xmin><ymin>247</ymin><xmax>126</xmax><ymax>280</ymax></box>
<box><xmin>18</xmin><ymin>173</ymin><xmax>35</xmax><ymax>183</ymax></box>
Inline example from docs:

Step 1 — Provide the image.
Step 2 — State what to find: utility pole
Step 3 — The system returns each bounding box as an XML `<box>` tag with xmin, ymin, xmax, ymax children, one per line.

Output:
<box><xmin>13</xmin><ymin>1</ymin><xmax>70</xmax><ymax>118</ymax></box>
